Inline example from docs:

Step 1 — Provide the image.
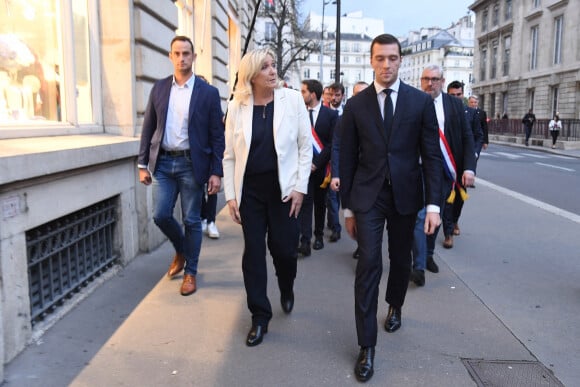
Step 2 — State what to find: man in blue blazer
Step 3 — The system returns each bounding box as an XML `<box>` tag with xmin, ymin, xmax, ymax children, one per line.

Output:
<box><xmin>339</xmin><ymin>34</ymin><xmax>443</xmax><ymax>382</ymax></box>
<box><xmin>138</xmin><ymin>36</ymin><xmax>225</xmax><ymax>296</ymax></box>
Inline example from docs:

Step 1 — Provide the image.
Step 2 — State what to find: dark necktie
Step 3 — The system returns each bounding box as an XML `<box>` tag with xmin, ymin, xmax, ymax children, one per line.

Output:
<box><xmin>383</xmin><ymin>89</ymin><xmax>393</xmax><ymax>134</ymax></box>
<box><xmin>309</xmin><ymin>109</ymin><xmax>314</xmax><ymax>127</ymax></box>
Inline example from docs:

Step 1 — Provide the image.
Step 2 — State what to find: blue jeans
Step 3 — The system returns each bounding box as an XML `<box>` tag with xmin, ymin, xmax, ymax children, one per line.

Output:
<box><xmin>412</xmin><ymin>207</ymin><xmax>427</xmax><ymax>271</ymax></box>
<box><xmin>152</xmin><ymin>154</ymin><xmax>203</xmax><ymax>275</ymax></box>
<box><xmin>326</xmin><ymin>188</ymin><xmax>341</xmax><ymax>233</ymax></box>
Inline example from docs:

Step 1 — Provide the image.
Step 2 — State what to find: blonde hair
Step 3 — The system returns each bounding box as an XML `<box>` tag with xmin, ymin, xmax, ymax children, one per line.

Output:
<box><xmin>233</xmin><ymin>48</ymin><xmax>282</xmax><ymax>102</ymax></box>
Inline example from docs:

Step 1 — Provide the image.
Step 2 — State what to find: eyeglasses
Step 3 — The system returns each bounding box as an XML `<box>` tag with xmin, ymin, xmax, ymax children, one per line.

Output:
<box><xmin>421</xmin><ymin>77</ymin><xmax>442</xmax><ymax>83</ymax></box>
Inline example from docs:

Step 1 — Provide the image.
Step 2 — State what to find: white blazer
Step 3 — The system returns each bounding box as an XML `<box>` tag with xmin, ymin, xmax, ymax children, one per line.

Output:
<box><xmin>223</xmin><ymin>87</ymin><xmax>312</xmax><ymax>206</ymax></box>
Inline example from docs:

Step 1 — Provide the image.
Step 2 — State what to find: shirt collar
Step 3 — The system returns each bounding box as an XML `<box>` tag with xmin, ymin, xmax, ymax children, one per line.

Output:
<box><xmin>374</xmin><ymin>78</ymin><xmax>400</xmax><ymax>95</ymax></box>
<box><xmin>172</xmin><ymin>74</ymin><xmax>195</xmax><ymax>88</ymax></box>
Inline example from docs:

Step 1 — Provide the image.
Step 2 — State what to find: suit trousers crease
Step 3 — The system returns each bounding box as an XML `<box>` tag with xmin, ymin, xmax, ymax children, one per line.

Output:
<box><xmin>299</xmin><ymin>168</ymin><xmax>327</xmax><ymax>243</ymax></box>
<box><xmin>239</xmin><ymin>171</ymin><xmax>299</xmax><ymax>326</ymax></box>
<box><xmin>354</xmin><ymin>180</ymin><xmax>415</xmax><ymax>347</ymax></box>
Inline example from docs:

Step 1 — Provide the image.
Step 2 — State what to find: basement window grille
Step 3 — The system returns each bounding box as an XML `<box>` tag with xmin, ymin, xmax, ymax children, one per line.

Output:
<box><xmin>26</xmin><ymin>197</ymin><xmax>119</xmax><ymax>325</ymax></box>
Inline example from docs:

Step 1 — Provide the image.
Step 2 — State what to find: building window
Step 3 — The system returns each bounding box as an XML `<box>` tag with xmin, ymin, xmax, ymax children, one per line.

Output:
<box><xmin>265</xmin><ymin>22</ymin><xmax>276</xmax><ymax>42</ymax></box>
<box><xmin>0</xmin><ymin>1</ymin><xmax>94</xmax><ymax>126</ymax></box>
<box><xmin>552</xmin><ymin>87</ymin><xmax>559</xmax><ymax>116</ymax></box>
<box><xmin>303</xmin><ymin>69</ymin><xmax>310</xmax><ymax>79</ymax></box>
<box><xmin>176</xmin><ymin>0</ymin><xmax>194</xmax><ymax>37</ymax></box>
<box><xmin>533</xmin><ymin>0</ymin><xmax>541</xmax><ymax>9</ymax></box>
<box><xmin>343</xmin><ymin>56</ymin><xmax>349</xmax><ymax>63</ymax></box>
<box><xmin>553</xmin><ymin>16</ymin><xmax>563</xmax><ymax>65</ymax></box>
<box><xmin>482</xmin><ymin>9</ymin><xmax>489</xmax><ymax>32</ymax></box>
<box><xmin>490</xmin><ymin>93</ymin><xmax>496</xmax><ymax>119</ymax></box>
<box><xmin>505</xmin><ymin>0</ymin><xmax>512</xmax><ymax>20</ymax></box>
<box><xmin>353</xmin><ymin>42</ymin><xmax>360</xmax><ymax>52</ymax></box>
<box><xmin>330</xmin><ymin>69</ymin><xmax>336</xmax><ymax>80</ymax></box>
<box><xmin>502</xmin><ymin>92</ymin><xmax>508</xmax><ymax>115</ymax></box>
<box><xmin>528</xmin><ymin>89</ymin><xmax>535</xmax><ymax>110</ymax></box>
<box><xmin>503</xmin><ymin>36</ymin><xmax>511</xmax><ymax>76</ymax></box>
<box><xmin>480</xmin><ymin>47</ymin><xmax>487</xmax><ymax>81</ymax></box>
<box><xmin>530</xmin><ymin>25</ymin><xmax>539</xmax><ymax>70</ymax></box>
<box><xmin>491</xmin><ymin>41</ymin><xmax>498</xmax><ymax>79</ymax></box>
<box><xmin>492</xmin><ymin>3</ymin><xmax>499</xmax><ymax>27</ymax></box>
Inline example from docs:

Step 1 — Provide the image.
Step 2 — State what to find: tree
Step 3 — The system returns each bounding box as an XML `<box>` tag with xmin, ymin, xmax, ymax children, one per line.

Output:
<box><xmin>259</xmin><ymin>0</ymin><xmax>318</xmax><ymax>81</ymax></box>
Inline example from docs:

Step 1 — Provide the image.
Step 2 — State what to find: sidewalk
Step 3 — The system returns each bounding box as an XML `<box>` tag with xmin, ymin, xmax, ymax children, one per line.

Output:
<box><xmin>3</xmin><ymin>141</ymin><xmax>577</xmax><ymax>386</ymax></box>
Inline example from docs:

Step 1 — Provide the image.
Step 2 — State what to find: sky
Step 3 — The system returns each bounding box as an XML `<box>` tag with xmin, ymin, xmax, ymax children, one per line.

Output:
<box><xmin>299</xmin><ymin>0</ymin><xmax>475</xmax><ymax>37</ymax></box>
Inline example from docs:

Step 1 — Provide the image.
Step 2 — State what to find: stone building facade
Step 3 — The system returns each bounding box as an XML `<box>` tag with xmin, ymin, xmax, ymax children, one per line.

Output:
<box><xmin>0</xmin><ymin>0</ymin><xmax>255</xmax><ymax>380</ymax></box>
<box><xmin>469</xmin><ymin>0</ymin><xmax>580</xmax><ymax>120</ymax></box>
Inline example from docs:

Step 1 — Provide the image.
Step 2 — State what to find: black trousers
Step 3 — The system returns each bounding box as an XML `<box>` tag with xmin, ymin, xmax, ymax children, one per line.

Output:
<box><xmin>299</xmin><ymin>168</ymin><xmax>327</xmax><ymax>244</ymax></box>
<box><xmin>239</xmin><ymin>171</ymin><xmax>299</xmax><ymax>326</ymax></box>
<box><xmin>354</xmin><ymin>180</ymin><xmax>416</xmax><ymax>347</ymax></box>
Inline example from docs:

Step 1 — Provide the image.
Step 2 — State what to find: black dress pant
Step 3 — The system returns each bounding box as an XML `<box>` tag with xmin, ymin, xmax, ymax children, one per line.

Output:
<box><xmin>299</xmin><ymin>167</ymin><xmax>327</xmax><ymax>244</ymax></box>
<box><xmin>239</xmin><ymin>171</ymin><xmax>299</xmax><ymax>326</ymax></box>
<box><xmin>354</xmin><ymin>180</ymin><xmax>416</xmax><ymax>347</ymax></box>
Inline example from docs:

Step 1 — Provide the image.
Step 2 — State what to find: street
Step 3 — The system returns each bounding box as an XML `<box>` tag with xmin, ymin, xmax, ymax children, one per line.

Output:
<box><xmin>3</xmin><ymin>145</ymin><xmax>580</xmax><ymax>386</ymax></box>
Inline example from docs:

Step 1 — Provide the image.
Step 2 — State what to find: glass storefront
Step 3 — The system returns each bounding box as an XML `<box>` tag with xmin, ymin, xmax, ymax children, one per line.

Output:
<box><xmin>0</xmin><ymin>0</ymin><xmax>92</xmax><ymax>125</ymax></box>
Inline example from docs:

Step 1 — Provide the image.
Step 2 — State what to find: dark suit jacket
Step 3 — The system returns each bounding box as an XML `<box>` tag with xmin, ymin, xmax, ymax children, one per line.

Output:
<box><xmin>138</xmin><ymin>75</ymin><xmax>225</xmax><ymax>185</ymax></box>
<box><xmin>339</xmin><ymin>81</ymin><xmax>442</xmax><ymax>215</ymax></box>
<box><xmin>465</xmin><ymin>105</ymin><xmax>483</xmax><ymax>156</ymax></box>
<box><xmin>441</xmin><ymin>93</ymin><xmax>476</xmax><ymax>182</ymax></box>
<box><xmin>312</xmin><ymin>105</ymin><xmax>338</xmax><ymax>170</ymax></box>
<box><xmin>477</xmin><ymin>108</ymin><xmax>489</xmax><ymax>145</ymax></box>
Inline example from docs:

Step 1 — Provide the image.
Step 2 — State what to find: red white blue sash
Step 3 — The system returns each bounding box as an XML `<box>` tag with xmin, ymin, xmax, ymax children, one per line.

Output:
<box><xmin>439</xmin><ymin>128</ymin><xmax>468</xmax><ymax>203</ymax></box>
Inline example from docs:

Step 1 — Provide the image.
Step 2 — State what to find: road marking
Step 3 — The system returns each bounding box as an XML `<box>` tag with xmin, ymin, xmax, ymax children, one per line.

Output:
<box><xmin>479</xmin><ymin>152</ymin><xmax>499</xmax><ymax>157</ymax></box>
<box><xmin>534</xmin><ymin>162</ymin><xmax>575</xmax><ymax>172</ymax></box>
<box><xmin>521</xmin><ymin>153</ymin><xmax>549</xmax><ymax>159</ymax></box>
<box><xmin>550</xmin><ymin>154</ymin><xmax>575</xmax><ymax>160</ymax></box>
<box><xmin>494</xmin><ymin>152</ymin><xmax>523</xmax><ymax>159</ymax></box>
<box><xmin>477</xmin><ymin>178</ymin><xmax>580</xmax><ymax>224</ymax></box>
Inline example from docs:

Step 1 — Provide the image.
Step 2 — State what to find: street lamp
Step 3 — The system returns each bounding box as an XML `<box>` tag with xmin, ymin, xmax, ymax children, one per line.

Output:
<box><xmin>335</xmin><ymin>0</ymin><xmax>341</xmax><ymax>83</ymax></box>
<box><xmin>320</xmin><ymin>0</ymin><xmax>336</xmax><ymax>83</ymax></box>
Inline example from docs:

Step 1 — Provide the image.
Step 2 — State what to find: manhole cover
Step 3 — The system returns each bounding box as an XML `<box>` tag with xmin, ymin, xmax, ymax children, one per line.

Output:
<box><xmin>462</xmin><ymin>359</ymin><xmax>564</xmax><ymax>387</ymax></box>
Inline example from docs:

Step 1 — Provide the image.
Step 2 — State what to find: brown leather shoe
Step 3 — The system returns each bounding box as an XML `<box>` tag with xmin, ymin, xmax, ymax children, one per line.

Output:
<box><xmin>443</xmin><ymin>235</ymin><xmax>454</xmax><ymax>249</ymax></box>
<box><xmin>453</xmin><ymin>223</ymin><xmax>460</xmax><ymax>236</ymax></box>
<box><xmin>180</xmin><ymin>274</ymin><xmax>197</xmax><ymax>296</ymax></box>
<box><xmin>167</xmin><ymin>253</ymin><xmax>185</xmax><ymax>278</ymax></box>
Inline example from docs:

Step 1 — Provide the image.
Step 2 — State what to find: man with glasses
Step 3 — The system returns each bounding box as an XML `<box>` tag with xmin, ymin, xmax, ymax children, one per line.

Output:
<box><xmin>419</xmin><ymin>65</ymin><xmax>475</xmax><ymax>272</ymax></box>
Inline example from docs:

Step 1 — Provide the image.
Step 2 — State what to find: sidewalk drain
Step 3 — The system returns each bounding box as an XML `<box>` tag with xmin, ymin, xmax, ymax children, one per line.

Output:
<box><xmin>462</xmin><ymin>359</ymin><xmax>564</xmax><ymax>387</ymax></box>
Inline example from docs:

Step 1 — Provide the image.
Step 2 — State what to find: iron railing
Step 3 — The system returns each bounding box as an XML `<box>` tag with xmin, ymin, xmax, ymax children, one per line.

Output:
<box><xmin>488</xmin><ymin>119</ymin><xmax>580</xmax><ymax>141</ymax></box>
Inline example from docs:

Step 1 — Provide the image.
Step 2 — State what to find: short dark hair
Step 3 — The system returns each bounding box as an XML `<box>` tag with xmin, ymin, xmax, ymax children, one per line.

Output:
<box><xmin>170</xmin><ymin>35</ymin><xmax>194</xmax><ymax>52</ymax></box>
<box><xmin>447</xmin><ymin>80</ymin><xmax>464</xmax><ymax>92</ymax></box>
<box><xmin>371</xmin><ymin>34</ymin><xmax>402</xmax><ymax>57</ymax></box>
<box><xmin>302</xmin><ymin>79</ymin><xmax>323</xmax><ymax>100</ymax></box>
<box><xmin>328</xmin><ymin>82</ymin><xmax>345</xmax><ymax>94</ymax></box>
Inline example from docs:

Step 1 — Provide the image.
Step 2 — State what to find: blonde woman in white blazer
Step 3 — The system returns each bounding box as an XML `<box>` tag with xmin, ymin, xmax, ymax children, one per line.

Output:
<box><xmin>223</xmin><ymin>48</ymin><xmax>312</xmax><ymax>347</ymax></box>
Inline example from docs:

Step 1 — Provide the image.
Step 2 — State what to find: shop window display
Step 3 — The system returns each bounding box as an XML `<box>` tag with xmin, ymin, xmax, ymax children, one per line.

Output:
<box><xmin>0</xmin><ymin>0</ymin><xmax>92</xmax><ymax>124</ymax></box>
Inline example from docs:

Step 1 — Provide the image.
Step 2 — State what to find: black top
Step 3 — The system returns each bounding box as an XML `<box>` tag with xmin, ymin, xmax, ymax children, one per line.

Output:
<box><xmin>245</xmin><ymin>101</ymin><xmax>277</xmax><ymax>175</ymax></box>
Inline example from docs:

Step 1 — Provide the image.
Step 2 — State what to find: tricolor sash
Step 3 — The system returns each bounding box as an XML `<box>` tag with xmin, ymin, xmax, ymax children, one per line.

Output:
<box><xmin>312</xmin><ymin>128</ymin><xmax>331</xmax><ymax>188</ymax></box>
<box><xmin>439</xmin><ymin>128</ymin><xmax>468</xmax><ymax>203</ymax></box>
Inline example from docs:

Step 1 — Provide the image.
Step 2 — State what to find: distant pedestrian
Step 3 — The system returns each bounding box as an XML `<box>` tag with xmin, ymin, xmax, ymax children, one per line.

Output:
<box><xmin>223</xmin><ymin>48</ymin><xmax>311</xmax><ymax>347</ymax></box>
<box><xmin>138</xmin><ymin>36</ymin><xmax>225</xmax><ymax>296</ymax></box>
<box><xmin>522</xmin><ymin>109</ymin><xmax>536</xmax><ymax>146</ymax></box>
<box><xmin>548</xmin><ymin>113</ymin><xmax>562</xmax><ymax>149</ymax></box>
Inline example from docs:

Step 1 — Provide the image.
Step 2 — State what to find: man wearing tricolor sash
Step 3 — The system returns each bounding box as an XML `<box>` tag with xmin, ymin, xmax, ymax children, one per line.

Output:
<box><xmin>419</xmin><ymin>65</ymin><xmax>476</xmax><ymax>270</ymax></box>
<box><xmin>297</xmin><ymin>79</ymin><xmax>338</xmax><ymax>256</ymax></box>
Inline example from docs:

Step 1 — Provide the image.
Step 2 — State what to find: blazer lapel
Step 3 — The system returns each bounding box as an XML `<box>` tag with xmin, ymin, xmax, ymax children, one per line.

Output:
<box><xmin>273</xmin><ymin>88</ymin><xmax>286</xmax><ymax>139</ymax></box>
<box><xmin>159</xmin><ymin>78</ymin><xmax>172</xmax><ymax>130</ymax></box>
<box><xmin>188</xmin><ymin>76</ymin><xmax>201</xmax><ymax>124</ymax></box>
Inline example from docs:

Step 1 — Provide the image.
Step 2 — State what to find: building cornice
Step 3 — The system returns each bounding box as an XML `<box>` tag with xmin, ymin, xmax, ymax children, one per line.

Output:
<box><xmin>548</xmin><ymin>0</ymin><xmax>569</xmax><ymax>12</ymax></box>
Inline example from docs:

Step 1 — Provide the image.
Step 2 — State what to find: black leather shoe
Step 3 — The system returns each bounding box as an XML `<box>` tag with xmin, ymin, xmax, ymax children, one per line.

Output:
<box><xmin>410</xmin><ymin>269</ymin><xmax>425</xmax><ymax>287</ymax></box>
<box><xmin>354</xmin><ymin>346</ymin><xmax>375</xmax><ymax>382</ymax></box>
<box><xmin>281</xmin><ymin>291</ymin><xmax>294</xmax><ymax>314</ymax></box>
<box><xmin>246</xmin><ymin>324</ymin><xmax>267</xmax><ymax>347</ymax></box>
<box><xmin>352</xmin><ymin>247</ymin><xmax>360</xmax><ymax>259</ymax></box>
<box><xmin>298</xmin><ymin>242</ymin><xmax>311</xmax><ymax>257</ymax></box>
<box><xmin>426</xmin><ymin>256</ymin><xmax>439</xmax><ymax>273</ymax></box>
<box><xmin>313</xmin><ymin>238</ymin><xmax>324</xmax><ymax>250</ymax></box>
<box><xmin>329</xmin><ymin>231</ymin><xmax>341</xmax><ymax>242</ymax></box>
<box><xmin>384</xmin><ymin>306</ymin><xmax>402</xmax><ymax>332</ymax></box>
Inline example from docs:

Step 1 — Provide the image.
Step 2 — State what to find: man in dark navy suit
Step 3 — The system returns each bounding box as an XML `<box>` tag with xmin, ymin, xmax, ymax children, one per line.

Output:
<box><xmin>298</xmin><ymin>79</ymin><xmax>338</xmax><ymax>256</ymax></box>
<box><xmin>339</xmin><ymin>34</ymin><xmax>443</xmax><ymax>382</ymax></box>
<box><xmin>138</xmin><ymin>36</ymin><xmax>225</xmax><ymax>296</ymax></box>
